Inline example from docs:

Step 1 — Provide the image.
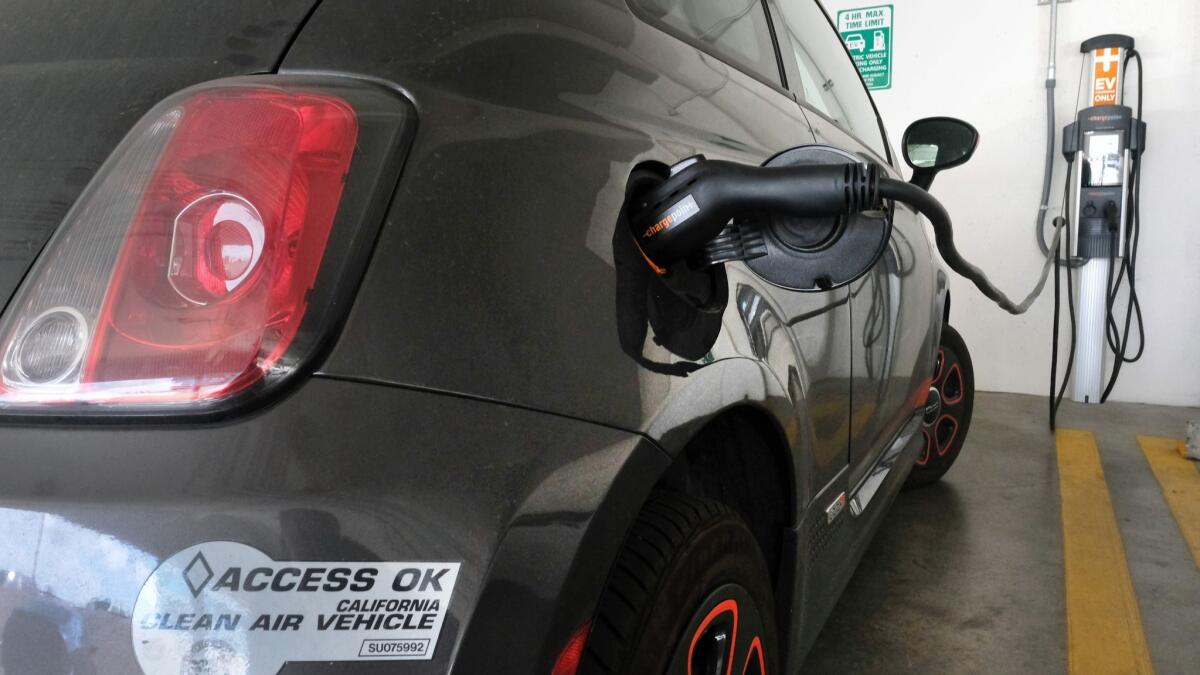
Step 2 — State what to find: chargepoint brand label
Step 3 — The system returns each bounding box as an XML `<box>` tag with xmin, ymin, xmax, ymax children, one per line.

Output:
<box><xmin>132</xmin><ymin>542</ymin><xmax>459</xmax><ymax>674</ymax></box>
<box><xmin>641</xmin><ymin>194</ymin><xmax>700</xmax><ymax>239</ymax></box>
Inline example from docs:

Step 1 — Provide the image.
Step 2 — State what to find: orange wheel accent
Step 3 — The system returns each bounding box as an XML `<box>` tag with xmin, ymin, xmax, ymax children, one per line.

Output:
<box><xmin>688</xmin><ymin>599</ymin><xmax>739</xmax><ymax>675</ymax></box>
<box><xmin>942</xmin><ymin>362</ymin><xmax>964</xmax><ymax>405</ymax></box>
<box><xmin>935</xmin><ymin>414</ymin><xmax>959</xmax><ymax>456</ymax></box>
<box><xmin>742</xmin><ymin>636</ymin><xmax>766</xmax><ymax>675</ymax></box>
<box><xmin>917</xmin><ymin>428</ymin><xmax>933</xmax><ymax>465</ymax></box>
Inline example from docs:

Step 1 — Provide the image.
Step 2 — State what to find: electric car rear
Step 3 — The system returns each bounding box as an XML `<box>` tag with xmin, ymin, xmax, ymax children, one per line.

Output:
<box><xmin>0</xmin><ymin>1</ymin><xmax>975</xmax><ymax>673</ymax></box>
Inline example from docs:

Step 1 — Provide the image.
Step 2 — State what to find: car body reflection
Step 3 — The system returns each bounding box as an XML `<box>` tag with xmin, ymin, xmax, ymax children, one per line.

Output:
<box><xmin>0</xmin><ymin>509</ymin><xmax>156</xmax><ymax>673</ymax></box>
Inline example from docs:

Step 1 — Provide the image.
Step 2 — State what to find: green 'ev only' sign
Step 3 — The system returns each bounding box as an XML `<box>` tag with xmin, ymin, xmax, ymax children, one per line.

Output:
<box><xmin>837</xmin><ymin>4</ymin><xmax>893</xmax><ymax>90</ymax></box>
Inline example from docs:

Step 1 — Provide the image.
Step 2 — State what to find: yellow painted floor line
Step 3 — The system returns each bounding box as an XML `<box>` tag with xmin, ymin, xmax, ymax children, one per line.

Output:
<box><xmin>1138</xmin><ymin>436</ymin><xmax>1200</xmax><ymax>569</ymax></box>
<box><xmin>1056</xmin><ymin>429</ymin><xmax>1154</xmax><ymax>675</ymax></box>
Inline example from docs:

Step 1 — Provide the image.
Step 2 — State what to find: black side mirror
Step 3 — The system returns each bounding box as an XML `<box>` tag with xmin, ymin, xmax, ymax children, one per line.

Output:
<box><xmin>902</xmin><ymin>117</ymin><xmax>979</xmax><ymax>190</ymax></box>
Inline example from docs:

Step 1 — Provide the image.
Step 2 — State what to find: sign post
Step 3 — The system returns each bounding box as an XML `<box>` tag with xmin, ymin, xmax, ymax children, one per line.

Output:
<box><xmin>836</xmin><ymin>4</ymin><xmax>893</xmax><ymax>90</ymax></box>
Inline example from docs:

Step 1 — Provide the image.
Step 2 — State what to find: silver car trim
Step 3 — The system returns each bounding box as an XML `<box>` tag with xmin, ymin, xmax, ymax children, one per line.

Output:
<box><xmin>849</xmin><ymin>412</ymin><xmax>922</xmax><ymax>517</ymax></box>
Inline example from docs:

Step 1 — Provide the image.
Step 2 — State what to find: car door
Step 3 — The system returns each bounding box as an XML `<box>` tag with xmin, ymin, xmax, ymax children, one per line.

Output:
<box><xmin>772</xmin><ymin>0</ymin><xmax>937</xmax><ymax>487</ymax></box>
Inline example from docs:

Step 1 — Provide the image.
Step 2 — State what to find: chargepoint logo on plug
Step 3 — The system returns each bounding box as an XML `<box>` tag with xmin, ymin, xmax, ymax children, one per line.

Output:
<box><xmin>642</xmin><ymin>194</ymin><xmax>700</xmax><ymax>239</ymax></box>
<box><xmin>133</xmin><ymin>542</ymin><xmax>460</xmax><ymax>674</ymax></box>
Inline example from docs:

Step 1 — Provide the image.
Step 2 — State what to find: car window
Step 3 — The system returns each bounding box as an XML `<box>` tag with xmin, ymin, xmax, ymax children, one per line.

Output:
<box><xmin>630</xmin><ymin>0</ymin><xmax>783</xmax><ymax>88</ymax></box>
<box><xmin>774</xmin><ymin>0</ymin><xmax>888</xmax><ymax>159</ymax></box>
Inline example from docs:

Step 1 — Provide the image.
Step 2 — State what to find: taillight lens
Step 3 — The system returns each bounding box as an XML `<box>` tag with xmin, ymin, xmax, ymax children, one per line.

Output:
<box><xmin>0</xmin><ymin>77</ymin><xmax>413</xmax><ymax>415</ymax></box>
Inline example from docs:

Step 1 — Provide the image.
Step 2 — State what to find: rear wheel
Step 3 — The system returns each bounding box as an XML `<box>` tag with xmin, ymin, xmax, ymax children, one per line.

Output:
<box><xmin>906</xmin><ymin>324</ymin><xmax>974</xmax><ymax>488</ymax></box>
<box><xmin>582</xmin><ymin>493</ymin><xmax>775</xmax><ymax>675</ymax></box>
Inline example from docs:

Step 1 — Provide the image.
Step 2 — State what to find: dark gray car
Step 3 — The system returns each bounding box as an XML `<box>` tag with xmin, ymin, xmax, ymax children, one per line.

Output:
<box><xmin>0</xmin><ymin>1</ymin><xmax>975</xmax><ymax>673</ymax></box>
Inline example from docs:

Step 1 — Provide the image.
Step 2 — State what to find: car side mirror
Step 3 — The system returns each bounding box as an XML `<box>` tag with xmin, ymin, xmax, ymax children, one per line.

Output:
<box><xmin>902</xmin><ymin>117</ymin><xmax>979</xmax><ymax>191</ymax></box>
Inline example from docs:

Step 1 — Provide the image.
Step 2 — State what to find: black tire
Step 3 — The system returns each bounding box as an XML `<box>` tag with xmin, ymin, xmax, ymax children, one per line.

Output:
<box><xmin>906</xmin><ymin>323</ymin><xmax>974</xmax><ymax>488</ymax></box>
<box><xmin>581</xmin><ymin>493</ymin><xmax>776</xmax><ymax>675</ymax></box>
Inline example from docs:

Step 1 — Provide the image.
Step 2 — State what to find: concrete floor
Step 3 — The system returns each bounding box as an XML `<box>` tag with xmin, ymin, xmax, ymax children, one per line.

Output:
<box><xmin>802</xmin><ymin>392</ymin><xmax>1200</xmax><ymax>674</ymax></box>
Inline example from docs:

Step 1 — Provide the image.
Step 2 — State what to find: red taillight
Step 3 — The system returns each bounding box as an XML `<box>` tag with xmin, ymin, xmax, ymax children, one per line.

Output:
<box><xmin>550</xmin><ymin>621</ymin><xmax>590</xmax><ymax>675</ymax></box>
<box><xmin>88</xmin><ymin>88</ymin><xmax>356</xmax><ymax>398</ymax></box>
<box><xmin>0</xmin><ymin>84</ymin><xmax>360</xmax><ymax>407</ymax></box>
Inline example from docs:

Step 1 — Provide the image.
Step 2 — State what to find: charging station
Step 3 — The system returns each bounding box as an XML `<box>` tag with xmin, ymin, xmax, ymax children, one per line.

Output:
<box><xmin>1061</xmin><ymin>35</ymin><xmax>1146</xmax><ymax>404</ymax></box>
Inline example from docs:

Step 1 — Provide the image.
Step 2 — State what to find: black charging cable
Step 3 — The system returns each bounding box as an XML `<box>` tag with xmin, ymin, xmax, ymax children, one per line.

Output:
<box><xmin>1051</xmin><ymin>214</ymin><xmax>1079</xmax><ymax>430</ymax></box>
<box><xmin>628</xmin><ymin>157</ymin><xmax>1062</xmax><ymax>322</ymax></box>
<box><xmin>876</xmin><ymin>179</ymin><xmax>1063</xmax><ymax>315</ymax></box>
<box><xmin>1100</xmin><ymin>47</ymin><xmax>1146</xmax><ymax>402</ymax></box>
<box><xmin>1048</xmin><ymin>158</ymin><xmax>1076</xmax><ymax>429</ymax></box>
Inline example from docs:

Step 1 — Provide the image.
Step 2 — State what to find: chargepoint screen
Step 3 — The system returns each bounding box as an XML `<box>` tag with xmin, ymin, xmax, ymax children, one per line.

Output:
<box><xmin>1084</xmin><ymin>132</ymin><xmax>1124</xmax><ymax>187</ymax></box>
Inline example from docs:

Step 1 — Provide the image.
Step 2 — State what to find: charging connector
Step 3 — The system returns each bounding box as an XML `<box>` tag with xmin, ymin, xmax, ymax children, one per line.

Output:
<box><xmin>628</xmin><ymin>158</ymin><xmax>879</xmax><ymax>270</ymax></box>
<box><xmin>627</xmin><ymin>153</ymin><xmax>1059</xmax><ymax>315</ymax></box>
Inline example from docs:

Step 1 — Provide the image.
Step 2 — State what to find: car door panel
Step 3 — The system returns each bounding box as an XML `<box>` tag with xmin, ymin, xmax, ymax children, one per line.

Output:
<box><xmin>772</xmin><ymin>0</ymin><xmax>936</xmax><ymax>485</ymax></box>
<box><xmin>805</xmin><ymin>101</ymin><xmax>936</xmax><ymax>488</ymax></box>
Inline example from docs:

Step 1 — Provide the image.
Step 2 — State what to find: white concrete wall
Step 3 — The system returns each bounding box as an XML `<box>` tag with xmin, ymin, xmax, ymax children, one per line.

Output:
<box><xmin>820</xmin><ymin>0</ymin><xmax>1200</xmax><ymax>406</ymax></box>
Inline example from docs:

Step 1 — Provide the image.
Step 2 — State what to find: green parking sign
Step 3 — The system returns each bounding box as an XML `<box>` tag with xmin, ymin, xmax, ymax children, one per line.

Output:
<box><xmin>837</xmin><ymin>4</ymin><xmax>893</xmax><ymax>90</ymax></box>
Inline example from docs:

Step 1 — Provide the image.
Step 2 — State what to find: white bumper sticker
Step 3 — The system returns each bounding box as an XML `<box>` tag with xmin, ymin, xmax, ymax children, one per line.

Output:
<box><xmin>132</xmin><ymin>541</ymin><xmax>459</xmax><ymax>674</ymax></box>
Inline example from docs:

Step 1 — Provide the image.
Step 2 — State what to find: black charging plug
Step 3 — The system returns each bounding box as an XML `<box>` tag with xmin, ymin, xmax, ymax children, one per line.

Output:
<box><xmin>627</xmin><ymin>157</ymin><xmax>880</xmax><ymax>271</ymax></box>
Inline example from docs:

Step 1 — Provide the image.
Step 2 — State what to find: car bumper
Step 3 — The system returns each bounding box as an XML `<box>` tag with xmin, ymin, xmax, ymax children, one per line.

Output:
<box><xmin>0</xmin><ymin>376</ymin><xmax>667</xmax><ymax>673</ymax></box>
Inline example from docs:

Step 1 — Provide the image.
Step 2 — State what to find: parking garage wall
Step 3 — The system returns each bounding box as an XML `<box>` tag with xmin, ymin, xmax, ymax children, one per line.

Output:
<box><xmin>821</xmin><ymin>0</ymin><xmax>1200</xmax><ymax>406</ymax></box>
